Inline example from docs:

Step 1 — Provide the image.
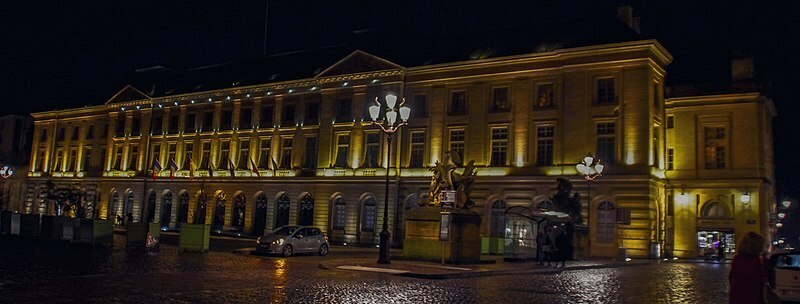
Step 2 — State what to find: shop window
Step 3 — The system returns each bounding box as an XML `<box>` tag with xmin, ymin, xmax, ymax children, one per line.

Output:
<box><xmin>489</xmin><ymin>200</ymin><xmax>507</xmax><ymax>237</ymax></box>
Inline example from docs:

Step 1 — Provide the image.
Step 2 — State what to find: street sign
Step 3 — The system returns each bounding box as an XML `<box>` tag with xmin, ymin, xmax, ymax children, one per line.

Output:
<box><xmin>440</xmin><ymin>190</ymin><xmax>456</xmax><ymax>209</ymax></box>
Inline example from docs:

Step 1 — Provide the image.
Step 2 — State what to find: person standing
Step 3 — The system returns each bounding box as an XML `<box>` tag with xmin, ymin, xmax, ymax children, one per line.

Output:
<box><xmin>728</xmin><ymin>231</ymin><xmax>775</xmax><ymax>304</ymax></box>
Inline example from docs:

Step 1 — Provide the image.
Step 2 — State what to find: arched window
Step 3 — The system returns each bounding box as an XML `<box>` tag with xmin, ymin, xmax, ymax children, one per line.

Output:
<box><xmin>161</xmin><ymin>192</ymin><xmax>173</xmax><ymax>229</ymax></box>
<box><xmin>195</xmin><ymin>192</ymin><xmax>207</xmax><ymax>225</ymax></box>
<box><xmin>212</xmin><ymin>191</ymin><xmax>226</xmax><ymax>230</ymax></box>
<box><xmin>596</xmin><ymin>201</ymin><xmax>616</xmax><ymax>244</ymax></box>
<box><xmin>177</xmin><ymin>192</ymin><xmax>189</xmax><ymax>223</ymax></box>
<box><xmin>298</xmin><ymin>193</ymin><xmax>314</xmax><ymax>226</ymax></box>
<box><xmin>146</xmin><ymin>191</ymin><xmax>156</xmax><ymax>222</ymax></box>
<box><xmin>489</xmin><ymin>200</ymin><xmax>507</xmax><ymax>237</ymax></box>
<box><xmin>252</xmin><ymin>193</ymin><xmax>268</xmax><ymax>236</ymax></box>
<box><xmin>274</xmin><ymin>193</ymin><xmax>290</xmax><ymax>228</ymax></box>
<box><xmin>701</xmin><ymin>201</ymin><xmax>730</xmax><ymax>218</ymax></box>
<box><xmin>332</xmin><ymin>196</ymin><xmax>346</xmax><ymax>230</ymax></box>
<box><xmin>361</xmin><ymin>197</ymin><xmax>377</xmax><ymax>232</ymax></box>
<box><xmin>232</xmin><ymin>193</ymin><xmax>246</xmax><ymax>229</ymax></box>
<box><xmin>125</xmin><ymin>192</ymin><xmax>135</xmax><ymax>223</ymax></box>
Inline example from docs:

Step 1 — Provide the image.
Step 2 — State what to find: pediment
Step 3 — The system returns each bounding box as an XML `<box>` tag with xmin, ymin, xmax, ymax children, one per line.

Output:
<box><xmin>316</xmin><ymin>50</ymin><xmax>403</xmax><ymax>78</ymax></box>
<box><xmin>105</xmin><ymin>85</ymin><xmax>151</xmax><ymax>105</ymax></box>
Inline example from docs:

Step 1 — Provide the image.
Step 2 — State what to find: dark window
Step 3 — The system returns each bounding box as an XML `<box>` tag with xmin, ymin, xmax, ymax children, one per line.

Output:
<box><xmin>536</xmin><ymin>126</ymin><xmax>554</xmax><ymax>166</ymax></box>
<box><xmin>490</xmin><ymin>200</ymin><xmax>506</xmax><ymax>237</ymax></box>
<box><xmin>129</xmin><ymin>145</ymin><xmax>139</xmax><ymax>170</ymax></box>
<box><xmin>57</xmin><ymin>127</ymin><xmax>65</xmax><ymax>141</ymax></box>
<box><xmin>361</xmin><ymin>198</ymin><xmax>377</xmax><ymax>232</ymax></box>
<box><xmin>258</xmin><ymin>138</ymin><xmax>271</xmax><ymax>169</ymax></box>
<box><xmin>596</xmin><ymin>78</ymin><xmax>616</xmax><ymax>104</ymax></box>
<box><xmin>490</xmin><ymin>128</ymin><xmax>508</xmax><ymax>166</ymax></box>
<box><xmin>364</xmin><ymin>133</ymin><xmax>380</xmax><ymax>168</ymax></box>
<box><xmin>337</xmin><ymin>97</ymin><xmax>352</xmax><ymax>122</ymax></box>
<box><xmin>280</xmin><ymin>138</ymin><xmax>292</xmax><ymax>169</ymax></box>
<box><xmin>334</xmin><ymin>135</ymin><xmax>350</xmax><ymax>168</ymax></box>
<box><xmin>304</xmin><ymin>102</ymin><xmax>319</xmax><ymax>125</ymax></box>
<box><xmin>333</xmin><ymin>197</ymin><xmax>346</xmax><ymax>229</ymax></box>
<box><xmin>596</xmin><ymin>122</ymin><xmax>616</xmax><ymax>164</ymax></box>
<box><xmin>239</xmin><ymin>140</ymin><xmax>249</xmax><ymax>169</ymax></box>
<box><xmin>490</xmin><ymin>87</ymin><xmax>509</xmax><ymax>112</ymax></box>
<box><xmin>200</xmin><ymin>142</ymin><xmax>211</xmax><ymax>169</ymax></box>
<box><xmin>412</xmin><ymin>94</ymin><xmax>428</xmax><ymax>118</ymax></box>
<box><xmin>260</xmin><ymin>105</ymin><xmax>274</xmax><ymax>127</ymax></box>
<box><xmin>71</xmin><ymin>126</ymin><xmax>79</xmax><ymax>140</ymax></box>
<box><xmin>239</xmin><ymin>107</ymin><xmax>252</xmax><ymax>129</ymax></box>
<box><xmin>185</xmin><ymin>113</ymin><xmax>196</xmax><ymax>133</ymax></box>
<box><xmin>667</xmin><ymin>115</ymin><xmax>674</xmax><ymax>129</ymax></box>
<box><xmin>220</xmin><ymin>109</ymin><xmax>232</xmax><ymax>130</ymax></box>
<box><xmin>152</xmin><ymin>114</ymin><xmax>163</xmax><ymax>135</ymax></box>
<box><xmin>449</xmin><ymin>130</ymin><xmax>465</xmax><ymax>164</ymax></box>
<box><xmin>534</xmin><ymin>83</ymin><xmax>555</xmax><ymax>109</ymax></box>
<box><xmin>101</xmin><ymin>124</ymin><xmax>108</xmax><ymax>138</ymax></box>
<box><xmin>168</xmin><ymin>113</ymin><xmax>179</xmax><ymax>134</ymax></box>
<box><xmin>409</xmin><ymin>131</ymin><xmax>425</xmax><ymax>168</ymax></box>
<box><xmin>114</xmin><ymin>145</ymin><xmax>123</xmax><ymax>170</ymax></box>
<box><xmin>131</xmin><ymin>116</ymin><xmax>141</xmax><ymax>136</ymax></box>
<box><xmin>40</xmin><ymin>128</ymin><xmax>48</xmax><ymax>142</ymax></box>
<box><xmin>282</xmin><ymin>104</ymin><xmax>295</xmax><ymax>126</ymax></box>
<box><xmin>81</xmin><ymin>148</ymin><xmax>91</xmax><ymax>171</ymax></box>
<box><xmin>151</xmin><ymin>143</ymin><xmax>161</xmax><ymax>167</ymax></box>
<box><xmin>450</xmin><ymin>91</ymin><xmax>467</xmax><ymax>115</ymax></box>
<box><xmin>303</xmin><ymin>137</ymin><xmax>318</xmax><ymax>169</ymax></box>
<box><xmin>704</xmin><ymin>127</ymin><xmax>726</xmax><ymax>169</ymax></box>
<box><xmin>202</xmin><ymin>111</ymin><xmax>214</xmax><ymax>131</ymax></box>
<box><xmin>667</xmin><ymin>148</ymin><xmax>674</xmax><ymax>170</ymax></box>
<box><xmin>116</xmin><ymin>115</ymin><xmax>126</xmax><ymax>137</ymax></box>
<box><xmin>220</xmin><ymin>141</ymin><xmax>230</xmax><ymax>169</ymax></box>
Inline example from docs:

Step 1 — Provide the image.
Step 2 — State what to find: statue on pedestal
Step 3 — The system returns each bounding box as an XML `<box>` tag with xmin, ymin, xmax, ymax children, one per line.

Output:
<box><xmin>426</xmin><ymin>152</ymin><xmax>477</xmax><ymax>209</ymax></box>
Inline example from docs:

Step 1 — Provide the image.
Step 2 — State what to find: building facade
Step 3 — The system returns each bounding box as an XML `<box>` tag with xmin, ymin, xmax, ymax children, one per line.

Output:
<box><xmin>19</xmin><ymin>40</ymin><xmax>775</xmax><ymax>258</ymax></box>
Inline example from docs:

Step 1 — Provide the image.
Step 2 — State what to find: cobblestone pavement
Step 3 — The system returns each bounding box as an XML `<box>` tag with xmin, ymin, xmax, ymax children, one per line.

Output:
<box><xmin>0</xmin><ymin>235</ymin><xmax>730</xmax><ymax>303</ymax></box>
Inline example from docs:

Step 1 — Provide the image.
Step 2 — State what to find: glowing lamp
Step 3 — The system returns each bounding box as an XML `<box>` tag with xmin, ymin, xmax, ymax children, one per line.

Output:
<box><xmin>778</xmin><ymin>212</ymin><xmax>786</xmax><ymax>220</ymax></box>
<box><xmin>368</xmin><ymin>105</ymin><xmax>380</xmax><ymax>120</ymax></box>
<box><xmin>576</xmin><ymin>164</ymin><xmax>588</xmax><ymax>175</ymax></box>
<box><xmin>783</xmin><ymin>200</ymin><xmax>792</xmax><ymax>208</ymax></box>
<box><xmin>583</xmin><ymin>156</ymin><xmax>594</xmax><ymax>166</ymax></box>
<box><xmin>595</xmin><ymin>163</ymin><xmax>605</xmax><ymax>174</ymax></box>
<box><xmin>676</xmin><ymin>193</ymin><xmax>690</xmax><ymax>205</ymax></box>
<box><xmin>776</xmin><ymin>222</ymin><xmax>783</xmax><ymax>228</ymax></box>
<box><xmin>740</xmin><ymin>193</ymin><xmax>751</xmax><ymax>204</ymax></box>
<box><xmin>385</xmin><ymin>93</ymin><xmax>397</xmax><ymax>109</ymax></box>
<box><xmin>399</xmin><ymin>105</ymin><xmax>411</xmax><ymax>121</ymax></box>
<box><xmin>386</xmin><ymin>111</ymin><xmax>397</xmax><ymax>125</ymax></box>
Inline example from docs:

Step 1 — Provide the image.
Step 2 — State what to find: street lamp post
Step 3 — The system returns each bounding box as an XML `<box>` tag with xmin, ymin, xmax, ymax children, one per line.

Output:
<box><xmin>369</xmin><ymin>92</ymin><xmax>411</xmax><ymax>264</ymax></box>
<box><xmin>576</xmin><ymin>154</ymin><xmax>604</xmax><ymax>255</ymax></box>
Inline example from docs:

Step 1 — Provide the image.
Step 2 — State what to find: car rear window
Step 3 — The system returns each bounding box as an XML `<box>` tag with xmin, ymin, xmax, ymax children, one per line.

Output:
<box><xmin>774</xmin><ymin>253</ymin><xmax>800</xmax><ymax>269</ymax></box>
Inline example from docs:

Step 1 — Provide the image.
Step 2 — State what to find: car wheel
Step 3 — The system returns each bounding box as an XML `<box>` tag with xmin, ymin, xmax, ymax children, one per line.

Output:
<box><xmin>318</xmin><ymin>244</ymin><xmax>329</xmax><ymax>256</ymax></box>
<box><xmin>282</xmin><ymin>245</ymin><xmax>293</xmax><ymax>257</ymax></box>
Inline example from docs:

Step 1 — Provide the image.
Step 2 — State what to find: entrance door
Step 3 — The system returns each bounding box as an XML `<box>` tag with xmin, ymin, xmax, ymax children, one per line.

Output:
<box><xmin>177</xmin><ymin>192</ymin><xmax>189</xmax><ymax>227</ymax></box>
<box><xmin>253</xmin><ymin>193</ymin><xmax>268</xmax><ymax>236</ymax></box>
<box><xmin>298</xmin><ymin>194</ymin><xmax>314</xmax><ymax>226</ymax></box>
<box><xmin>274</xmin><ymin>193</ymin><xmax>290</xmax><ymax>229</ymax></box>
<box><xmin>161</xmin><ymin>192</ymin><xmax>173</xmax><ymax>230</ymax></box>
<box><xmin>697</xmin><ymin>230</ymin><xmax>735</xmax><ymax>260</ymax></box>
<box><xmin>212</xmin><ymin>193</ymin><xmax>226</xmax><ymax>231</ymax></box>
<box><xmin>232</xmin><ymin>193</ymin><xmax>246</xmax><ymax>231</ymax></box>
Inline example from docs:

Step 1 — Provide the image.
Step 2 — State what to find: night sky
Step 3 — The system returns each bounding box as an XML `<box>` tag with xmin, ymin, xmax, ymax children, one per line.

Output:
<box><xmin>3</xmin><ymin>1</ymin><xmax>799</xmax><ymax>199</ymax></box>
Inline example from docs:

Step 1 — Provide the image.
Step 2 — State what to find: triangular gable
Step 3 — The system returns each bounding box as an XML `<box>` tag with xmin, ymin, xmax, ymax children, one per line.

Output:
<box><xmin>105</xmin><ymin>85</ymin><xmax>151</xmax><ymax>105</ymax></box>
<box><xmin>316</xmin><ymin>50</ymin><xmax>403</xmax><ymax>78</ymax></box>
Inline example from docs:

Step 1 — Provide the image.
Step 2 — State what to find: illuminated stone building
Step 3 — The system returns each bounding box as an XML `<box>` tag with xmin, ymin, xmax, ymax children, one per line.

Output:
<box><xmin>21</xmin><ymin>37</ymin><xmax>774</xmax><ymax>258</ymax></box>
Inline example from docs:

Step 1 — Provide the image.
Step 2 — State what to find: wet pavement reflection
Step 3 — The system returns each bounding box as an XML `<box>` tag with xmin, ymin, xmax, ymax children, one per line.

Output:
<box><xmin>0</xmin><ymin>236</ymin><xmax>729</xmax><ymax>303</ymax></box>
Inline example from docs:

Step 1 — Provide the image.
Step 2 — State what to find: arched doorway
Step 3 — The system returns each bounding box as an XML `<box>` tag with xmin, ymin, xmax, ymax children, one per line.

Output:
<box><xmin>274</xmin><ymin>193</ymin><xmax>290</xmax><ymax>228</ymax></box>
<box><xmin>297</xmin><ymin>193</ymin><xmax>314</xmax><ymax>226</ymax></box>
<box><xmin>212</xmin><ymin>191</ymin><xmax>226</xmax><ymax>231</ymax></box>
<box><xmin>146</xmin><ymin>191</ymin><xmax>156</xmax><ymax>223</ymax></box>
<box><xmin>487</xmin><ymin>200</ymin><xmax>507</xmax><ymax>255</ymax></box>
<box><xmin>359</xmin><ymin>196</ymin><xmax>377</xmax><ymax>245</ymax></box>
<box><xmin>330</xmin><ymin>195</ymin><xmax>346</xmax><ymax>244</ymax></box>
<box><xmin>161</xmin><ymin>191</ymin><xmax>173</xmax><ymax>229</ymax></box>
<box><xmin>252</xmin><ymin>193</ymin><xmax>268</xmax><ymax>236</ymax></box>
<box><xmin>108</xmin><ymin>190</ymin><xmax>121</xmax><ymax>224</ymax></box>
<box><xmin>177</xmin><ymin>191</ymin><xmax>189</xmax><ymax>227</ymax></box>
<box><xmin>593</xmin><ymin>200</ymin><xmax>617</xmax><ymax>257</ymax></box>
<box><xmin>232</xmin><ymin>193</ymin><xmax>246</xmax><ymax>231</ymax></box>
<box><xmin>124</xmin><ymin>191</ymin><xmax>134</xmax><ymax>223</ymax></box>
<box><xmin>195</xmin><ymin>191</ymin><xmax>208</xmax><ymax>225</ymax></box>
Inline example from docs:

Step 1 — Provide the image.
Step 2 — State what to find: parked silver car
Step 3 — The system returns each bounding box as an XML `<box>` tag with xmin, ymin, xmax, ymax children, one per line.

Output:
<box><xmin>256</xmin><ymin>225</ymin><xmax>329</xmax><ymax>257</ymax></box>
<box><xmin>772</xmin><ymin>250</ymin><xmax>800</xmax><ymax>302</ymax></box>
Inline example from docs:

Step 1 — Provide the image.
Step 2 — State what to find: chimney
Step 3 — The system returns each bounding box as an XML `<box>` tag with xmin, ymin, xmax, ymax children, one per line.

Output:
<box><xmin>617</xmin><ymin>5</ymin><xmax>641</xmax><ymax>33</ymax></box>
<box><xmin>731</xmin><ymin>50</ymin><xmax>754</xmax><ymax>81</ymax></box>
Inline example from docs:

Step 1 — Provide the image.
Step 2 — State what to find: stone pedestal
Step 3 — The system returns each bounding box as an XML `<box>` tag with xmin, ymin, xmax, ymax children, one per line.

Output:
<box><xmin>403</xmin><ymin>207</ymin><xmax>482</xmax><ymax>264</ymax></box>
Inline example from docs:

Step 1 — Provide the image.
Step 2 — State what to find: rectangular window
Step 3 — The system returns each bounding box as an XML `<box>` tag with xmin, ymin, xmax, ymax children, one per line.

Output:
<box><xmin>449</xmin><ymin>91</ymin><xmax>467</xmax><ymax>115</ymax></box>
<box><xmin>449</xmin><ymin>129</ymin><xmax>466</xmax><ymax>164</ymax></box>
<box><xmin>184</xmin><ymin>143</ymin><xmax>194</xmax><ymax>168</ymax></box>
<box><xmin>152</xmin><ymin>114</ymin><xmax>163</xmax><ymax>135</ymax></box>
<box><xmin>596</xmin><ymin>122</ymin><xmax>616</xmax><ymax>164</ymax></box>
<box><xmin>333</xmin><ymin>199</ymin><xmax>346</xmax><ymax>229</ymax></box>
<box><xmin>364</xmin><ymin>133</ymin><xmax>380</xmax><ymax>168</ymax></box>
<box><xmin>69</xmin><ymin>147</ymin><xmax>78</xmax><ymax>171</ymax></box>
<box><xmin>280</xmin><ymin>138</ymin><xmax>293</xmax><ymax>169</ymax></box>
<box><xmin>258</xmin><ymin>138</ymin><xmax>271</xmax><ymax>169</ymax></box>
<box><xmin>409</xmin><ymin>131</ymin><xmax>426</xmax><ymax>168</ymax></box>
<box><xmin>704</xmin><ymin>127</ymin><xmax>726</xmax><ymax>169</ymax></box>
<box><xmin>40</xmin><ymin>128</ymin><xmax>48</xmax><ymax>142</ymax></box>
<box><xmin>101</xmin><ymin>124</ymin><xmax>108</xmax><ymax>139</ymax></box>
<box><xmin>412</xmin><ymin>94</ymin><xmax>428</xmax><ymax>118</ymax></box>
<box><xmin>57</xmin><ymin>127</ymin><xmax>65</xmax><ymax>141</ymax></box>
<box><xmin>334</xmin><ymin>134</ymin><xmax>350</xmax><ymax>168</ymax></box>
<box><xmin>151</xmin><ymin>143</ymin><xmax>161</xmax><ymax>168</ymax></box>
<box><xmin>220</xmin><ymin>109</ymin><xmax>232</xmax><ymax>130</ymax></box>
<box><xmin>54</xmin><ymin>149</ymin><xmax>63</xmax><ymax>171</ymax></box>
<box><xmin>82</xmin><ymin>148</ymin><xmax>91</xmax><ymax>172</ymax></box>
<box><xmin>596</xmin><ymin>78</ymin><xmax>616</xmax><ymax>104</ymax></box>
<box><xmin>71</xmin><ymin>127</ymin><xmax>79</xmax><ymax>141</ymax></box>
<box><xmin>536</xmin><ymin>126</ymin><xmax>554</xmax><ymax>166</ymax></box>
<box><xmin>86</xmin><ymin>126</ymin><xmax>94</xmax><ymax>140</ymax></box>
<box><xmin>667</xmin><ymin>148</ymin><xmax>674</xmax><ymax>170</ymax></box>
<box><xmin>168</xmin><ymin>143</ymin><xmax>177</xmax><ymax>164</ymax></box>
<box><xmin>167</xmin><ymin>113</ymin><xmax>179</xmax><ymax>134</ymax></box>
<box><xmin>239</xmin><ymin>139</ymin><xmax>250</xmax><ymax>169</ymax></box>
<box><xmin>131</xmin><ymin>115</ymin><xmax>141</xmax><ymax>136</ymax></box>
<box><xmin>535</xmin><ymin>83</ymin><xmax>555</xmax><ymax>109</ymax></box>
<box><xmin>303</xmin><ymin>137</ymin><xmax>318</xmax><ymax>169</ymax></box>
<box><xmin>114</xmin><ymin>145</ymin><xmax>123</xmax><ymax>170</ymax></box>
<box><xmin>667</xmin><ymin>115</ymin><xmax>674</xmax><ymax>129</ymax></box>
<box><xmin>202</xmin><ymin>111</ymin><xmax>214</xmax><ymax>132</ymax></box>
<box><xmin>305</xmin><ymin>102</ymin><xmax>319</xmax><ymax>125</ymax></box>
<box><xmin>116</xmin><ymin>116</ymin><xmax>126</xmax><ymax>137</ymax></box>
<box><xmin>337</xmin><ymin>97</ymin><xmax>352</xmax><ymax>122</ymax></box>
<box><xmin>129</xmin><ymin>145</ymin><xmax>139</xmax><ymax>170</ymax></box>
<box><xmin>490</xmin><ymin>128</ymin><xmax>508</xmax><ymax>166</ymax></box>
<box><xmin>260</xmin><ymin>105</ymin><xmax>274</xmax><ymax>128</ymax></box>
<box><xmin>185</xmin><ymin>113</ymin><xmax>196</xmax><ymax>133</ymax></box>
<box><xmin>200</xmin><ymin>141</ymin><xmax>211</xmax><ymax>169</ymax></box>
<box><xmin>490</xmin><ymin>87</ymin><xmax>509</xmax><ymax>112</ymax></box>
<box><xmin>239</xmin><ymin>107</ymin><xmax>253</xmax><ymax>129</ymax></box>
<box><xmin>220</xmin><ymin>141</ymin><xmax>230</xmax><ymax>169</ymax></box>
<box><xmin>282</xmin><ymin>104</ymin><xmax>295</xmax><ymax>126</ymax></box>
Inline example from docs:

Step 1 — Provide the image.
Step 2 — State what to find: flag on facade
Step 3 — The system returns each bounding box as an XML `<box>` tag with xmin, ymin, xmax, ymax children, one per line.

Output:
<box><xmin>228</xmin><ymin>158</ymin><xmax>236</xmax><ymax>177</ymax></box>
<box><xmin>249</xmin><ymin>158</ymin><xmax>260</xmax><ymax>177</ymax></box>
<box><xmin>151</xmin><ymin>158</ymin><xmax>162</xmax><ymax>180</ymax></box>
<box><xmin>169</xmin><ymin>158</ymin><xmax>178</xmax><ymax>180</ymax></box>
<box><xmin>187</xmin><ymin>157</ymin><xmax>195</xmax><ymax>178</ymax></box>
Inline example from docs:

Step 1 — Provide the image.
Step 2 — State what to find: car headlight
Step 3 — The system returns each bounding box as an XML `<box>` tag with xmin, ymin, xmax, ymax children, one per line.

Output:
<box><xmin>272</xmin><ymin>238</ymin><xmax>284</xmax><ymax>245</ymax></box>
<box><xmin>256</xmin><ymin>237</ymin><xmax>262</xmax><ymax>245</ymax></box>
